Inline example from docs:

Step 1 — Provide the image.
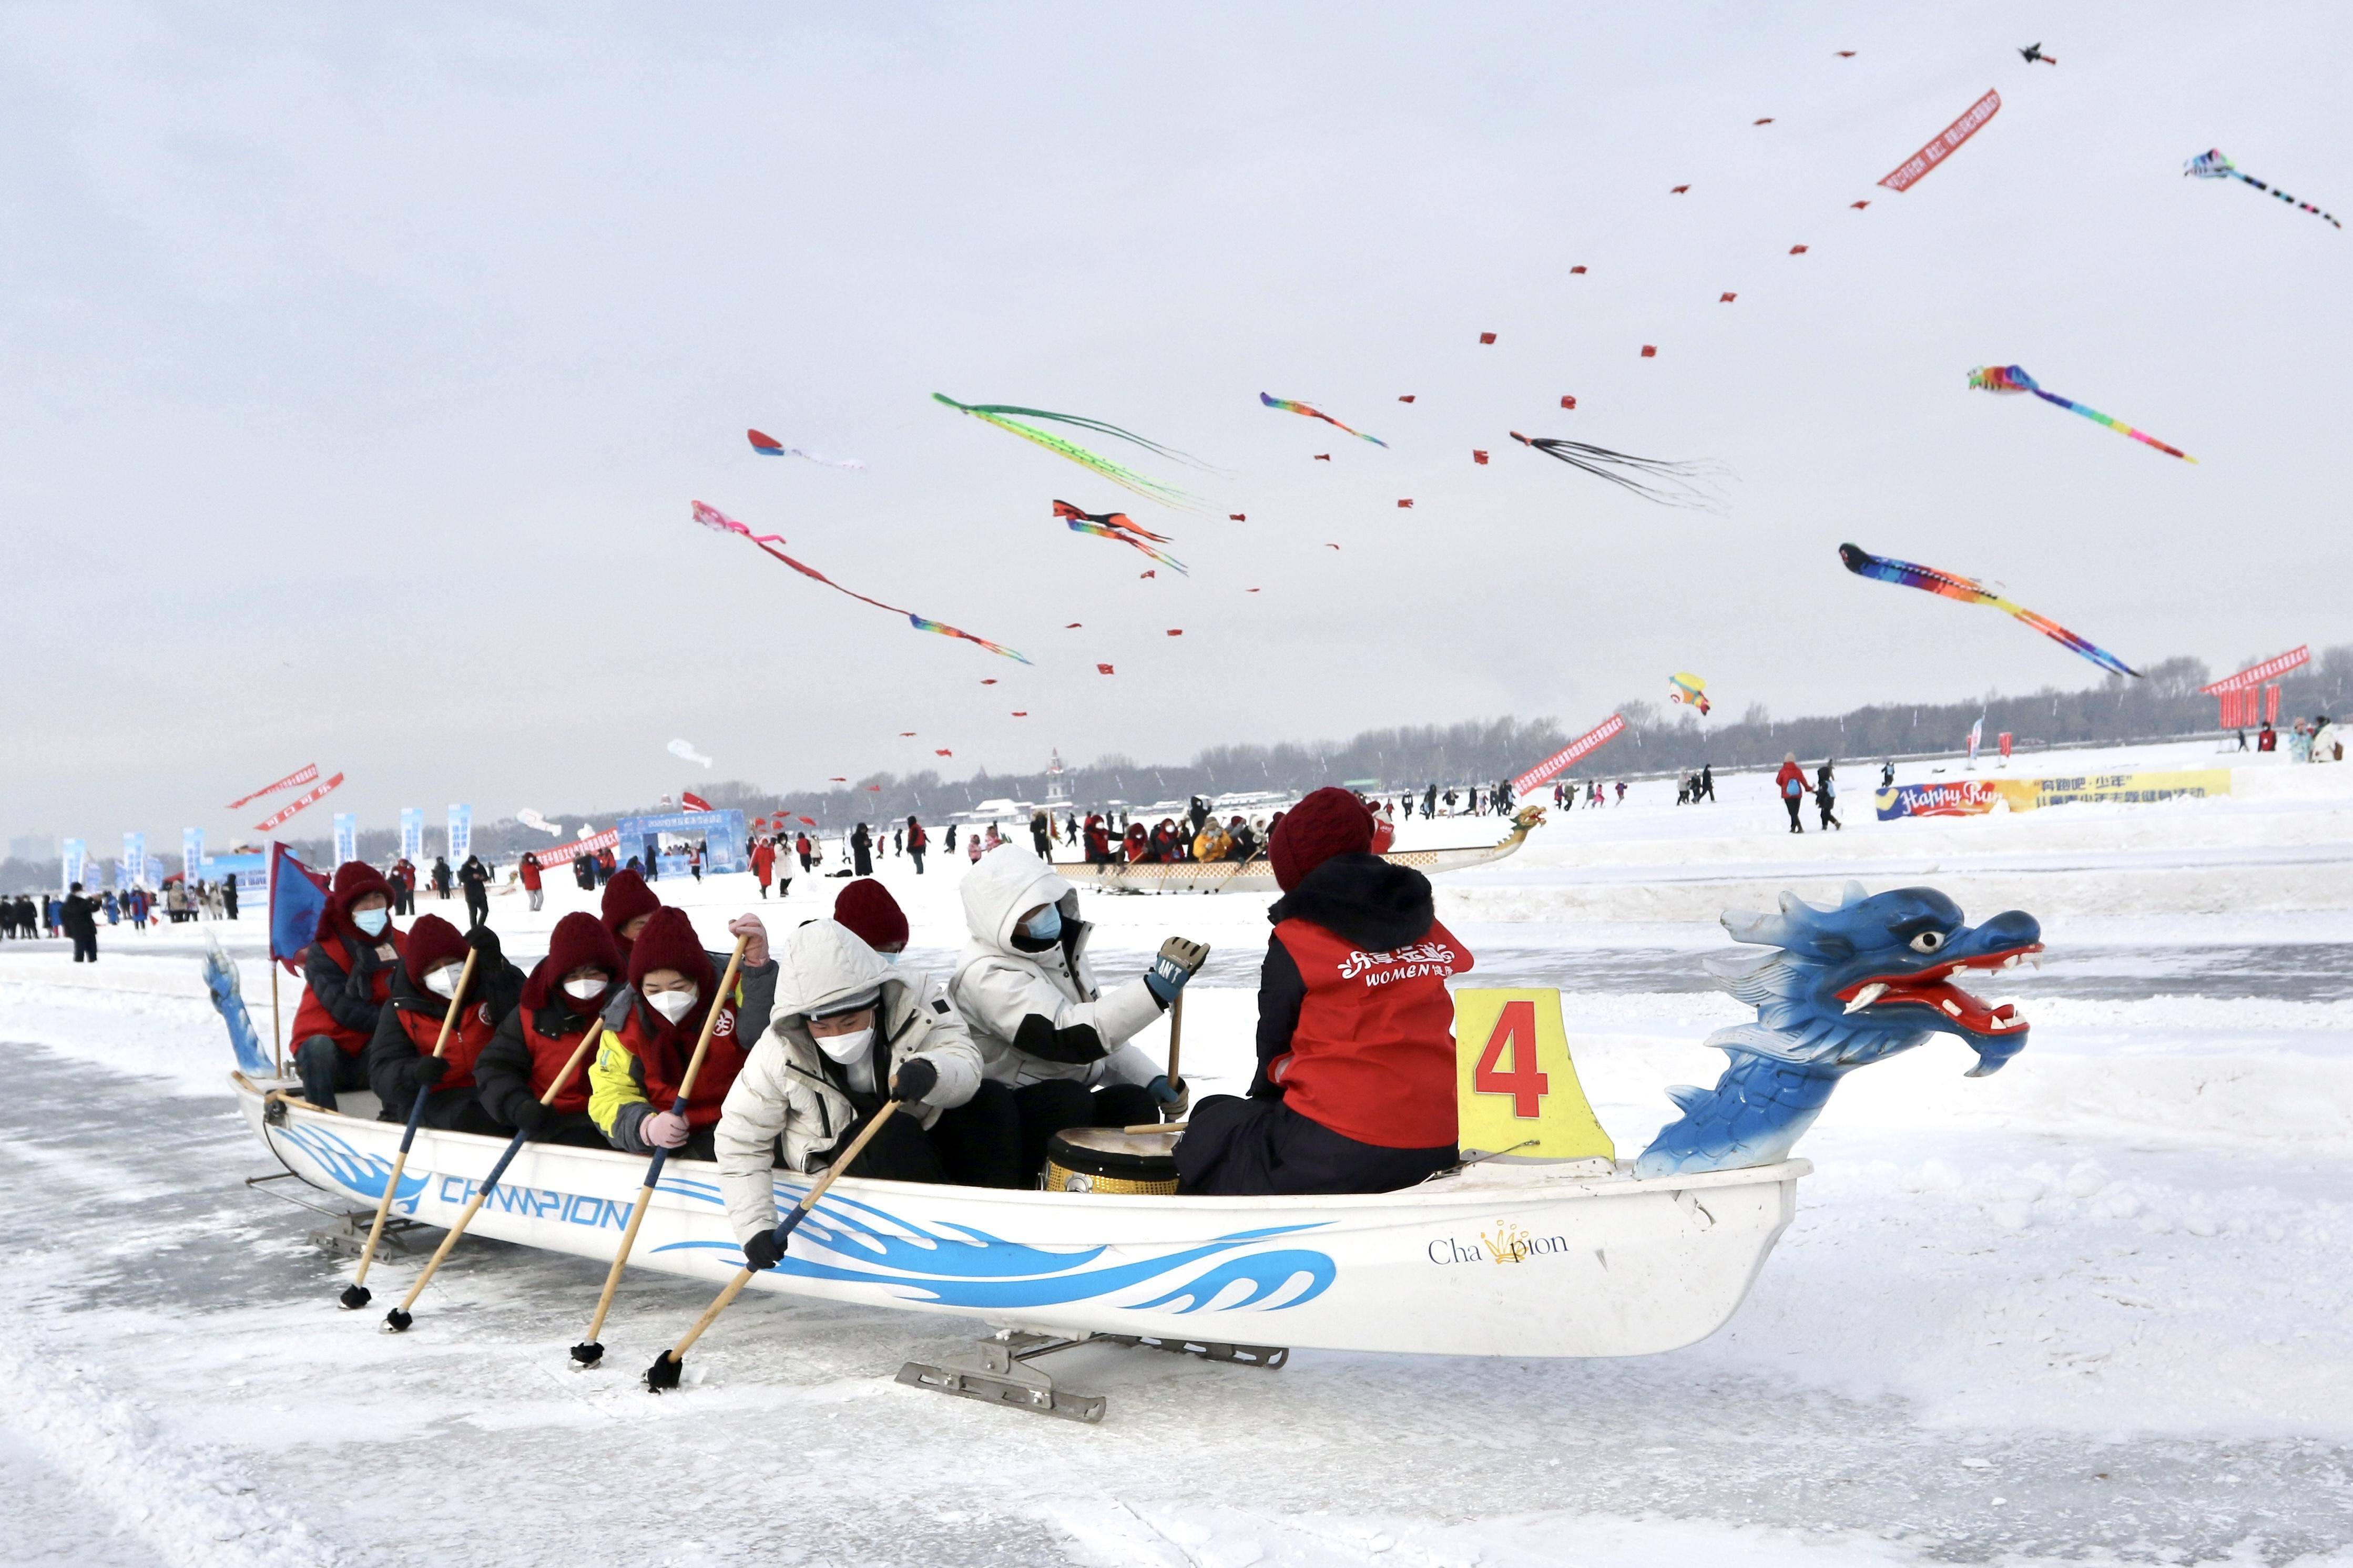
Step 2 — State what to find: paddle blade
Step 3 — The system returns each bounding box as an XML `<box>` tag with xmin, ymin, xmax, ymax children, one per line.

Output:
<box><xmin>645</xmin><ymin>1351</ymin><xmax>684</xmax><ymax>1392</ymax></box>
<box><xmin>569</xmin><ymin>1340</ymin><xmax>605</xmax><ymax>1367</ymax></box>
<box><xmin>339</xmin><ymin>1283</ymin><xmax>372</xmax><ymax>1309</ymax></box>
<box><xmin>383</xmin><ymin>1308</ymin><xmax>413</xmax><ymax>1333</ymax></box>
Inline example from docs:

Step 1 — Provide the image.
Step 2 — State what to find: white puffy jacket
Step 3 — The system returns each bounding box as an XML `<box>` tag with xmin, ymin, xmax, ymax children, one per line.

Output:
<box><xmin>716</xmin><ymin>920</ymin><xmax>982</xmax><ymax>1243</ymax></box>
<box><xmin>950</xmin><ymin>844</ymin><xmax>1165</xmax><ymax>1089</ymax></box>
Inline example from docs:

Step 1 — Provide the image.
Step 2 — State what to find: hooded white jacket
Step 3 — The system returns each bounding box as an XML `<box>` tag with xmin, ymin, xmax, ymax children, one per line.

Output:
<box><xmin>950</xmin><ymin>845</ymin><xmax>1165</xmax><ymax>1089</ymax></box>
<box><xmin>716</xmin><ymin>920</ymin><xmax>982</xmax><ymax>1242</ymax></box>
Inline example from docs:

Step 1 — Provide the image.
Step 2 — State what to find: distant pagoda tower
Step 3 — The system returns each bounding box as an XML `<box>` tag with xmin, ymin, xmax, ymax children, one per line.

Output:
<box><xmin>1045</xmin><ymin>747</ymin><xmax>1069</xmax><ymax>806</ymax></box>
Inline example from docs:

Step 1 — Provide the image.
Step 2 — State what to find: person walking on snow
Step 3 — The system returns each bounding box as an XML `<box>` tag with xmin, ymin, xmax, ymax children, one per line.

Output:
<box><xmin>851</xmin><ymin>823</ymin><xmax>874</xmax><ymax>877</ymax></box>
<box><xmin>751</xmin><ymin>835</ymin><xmax>778</xmax><ymax>898</ymax></box>
<box><xmin>459</xmin><ymin>853</ymin><xmax>492</xmax><ymax>928</ymax></box>
<box><xmin>906</xmin><ymin>815</ymin><xmax>928</xmax><ymax>875</ymax></box>
<box><xmin>62</xmin><ymin>883</ymin><xmax>98</xmax><ymax>962</ymax></box>
<box><xmin>1775</xmin><ymin>754</ymin><xmax>1811</xmax><ymax>834</ymax></box>
<box><xmin>1816</xmin><ymin>761</ymin><xmax>1842</xmax><ymax>832</ymax></box>
<box><xmin>520</xmin><ymin>852</ymin><xmax>544</xmax><ymax>912</ymax></box>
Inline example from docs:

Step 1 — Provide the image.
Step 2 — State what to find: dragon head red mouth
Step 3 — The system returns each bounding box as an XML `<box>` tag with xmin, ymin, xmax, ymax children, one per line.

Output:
<box><xmin>1833</xmin><ymin>940</ymin><xmax>2044</xmax><ymax>1039</ymax></box>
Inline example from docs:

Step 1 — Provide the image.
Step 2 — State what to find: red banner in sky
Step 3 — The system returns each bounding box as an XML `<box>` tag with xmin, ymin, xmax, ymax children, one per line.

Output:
<box><xmin>1513</xmin><ymin>715</ymin><xmax>1627</xmax><ymax>795</ymax></box>
<box><xmin>253</xmin><ymin>772</ymin><xmax>344</xmax><ymax>832</ymax></box>
<box><xmin>227</xmin><ymin>763</ymin><xmax>319</xmax><ymax>811</ymax></box>
<box><xmin>1879</xmin><ymin>89</ymin><xmax>2001</xmax><ymax>192</ymax></box>
<box><xmin>2202</xmin><ymin>645</ymin><xmax>2308</xmax><ymax>694</ymax></box>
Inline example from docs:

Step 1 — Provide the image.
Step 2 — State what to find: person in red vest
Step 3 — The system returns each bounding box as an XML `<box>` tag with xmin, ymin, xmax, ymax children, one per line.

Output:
<box><xmin>2259</xmin><ymin>721</ymin><xmax>2278</xmax><ymax>753</ymax></box>
<box><xmin>390</xmin><ymin>856</ymin><xmax>417</xmax><ymax>916</ymax></box>
<box><xmin>588</xmin><ymin>906</ymin><xmax>778</xmax><ymax>1161</ymax></box>
<box><xmin>290</xmin><ymin>862</ymin><xmax>408</xmax><ymax>1111</ymax></box>
<box><xmin>750</xmin><ymin>835</ymin><xmax>779</xmax><ymax>899</ymax></box>
<box><xmin>362</xmin><ymin>914</ymin><xmax>520</xmax><ymax>1134</ymax></box>
<box><xmin>1176</xmin><ymin>787</ymin><xmax>1475</xmax><ymax>1195</ymax></box>
<box><xmin>600</xmin><ymin>868</ymin><xmax>663</xmax><ymax>962</ymax></box>
<box><xmin>906</xmin><ymin>814</ymin><xmax>930</xmax><ymax>875</ymax></box>
<box><xmin>1083</xmin><ymin>813</ymin><xmax>1112</xmax><ymax>865</ymax></box>
<box><xmin>477</xmin><ymin>911</ymin><xmax>626</xmax><ymax>1147</ymax></box>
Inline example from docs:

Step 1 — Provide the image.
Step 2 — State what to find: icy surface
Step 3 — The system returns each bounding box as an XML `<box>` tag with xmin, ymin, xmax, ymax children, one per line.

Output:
<box><xmin>6</xmin><ymin>740</ymin><xmax>2353</xmax><ymax>1564</ymax></box>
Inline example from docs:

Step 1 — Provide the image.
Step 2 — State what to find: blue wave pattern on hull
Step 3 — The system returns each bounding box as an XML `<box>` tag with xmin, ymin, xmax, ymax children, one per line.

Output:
<box><xmin>273</xmin><ymin>1123</ymin><xmax>1339</xmax><ymax>1314</ymax></box>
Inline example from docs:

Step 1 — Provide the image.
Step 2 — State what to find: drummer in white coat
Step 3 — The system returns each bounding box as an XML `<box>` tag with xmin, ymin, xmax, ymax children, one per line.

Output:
<box><xmin>952</xmin><ymin>844</ymin><xmax>1205</xmax><ymax>1177</ymax></box>
<box><xmin>717</xmin><ymin>920</ymin><xmax>1025</xmax><ymax>1270</ymax></box>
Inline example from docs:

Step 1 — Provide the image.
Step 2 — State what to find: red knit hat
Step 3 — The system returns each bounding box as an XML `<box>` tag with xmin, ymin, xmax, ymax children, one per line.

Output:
<box><xmin>523</xmin><ymin>911</ymin><xmax>623</xmax><ymax>1012</ymax></box>
<box><xmin>834</xmin><ymin>878</ymin><xmax>909</xmax><ymax>951</ymax></box>
<box><xmin>600</xmin><ymin>868</ymin><xmax>661</xmax><ymax>954</ymax></box>
<box><xmin>316</xmin><ymin>860</ymin><xmax>394</xmax><ymax>945</ymax></box>
<box><xmin>1269</xmin><ymin>786</ymin><xmax>1376</xmax><ymax>891</ymax></box>
<box><xmin>403</xmin><ymin>914</ymin><xmax>470</xmax><ymax>987</ymax></box>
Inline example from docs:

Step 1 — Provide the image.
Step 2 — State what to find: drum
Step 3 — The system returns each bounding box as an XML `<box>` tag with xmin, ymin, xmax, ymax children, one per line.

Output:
<box><xmin>1044</xmin><ymin>1126</ymin><xmax>1180</xmax><ymax>1195</ymax></box>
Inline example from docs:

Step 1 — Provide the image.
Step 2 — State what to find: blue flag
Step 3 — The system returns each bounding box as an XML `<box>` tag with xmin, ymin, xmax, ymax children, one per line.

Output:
<box><xmin>269</xmin><ymin>842</ymin><xmax>331</xmax><ymax>974</ymax></box>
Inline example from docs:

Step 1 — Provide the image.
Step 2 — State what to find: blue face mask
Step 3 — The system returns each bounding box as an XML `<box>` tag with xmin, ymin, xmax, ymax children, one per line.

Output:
<box><xmin>1021</xmin><ymin>905</ymin><xmax>1062</xmax><ymax>943</ymax></box>
<box><xmin>354</xmin><ymin>908</ymin><xmax>390</xmax><ymax>937</ymax></box>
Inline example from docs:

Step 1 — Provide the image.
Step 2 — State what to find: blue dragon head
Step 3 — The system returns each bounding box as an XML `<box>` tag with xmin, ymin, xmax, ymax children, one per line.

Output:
<box><xmin>1635</xmin><ymin>883</ymin><xmax>2042</xmax><ymax>1177</ymax></box>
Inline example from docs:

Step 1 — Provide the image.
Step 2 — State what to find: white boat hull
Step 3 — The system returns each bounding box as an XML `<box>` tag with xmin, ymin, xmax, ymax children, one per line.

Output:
<box><xmin>238</xmin><ymin>1074</ymin><xmax>1804</xmax><ymax>1358</ymax></box>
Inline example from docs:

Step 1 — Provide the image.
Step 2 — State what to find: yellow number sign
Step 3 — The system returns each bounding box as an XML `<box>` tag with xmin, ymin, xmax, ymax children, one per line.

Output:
<box><xmin>1452</xmin><ymin>988</ymin><xmax>1614</xmax><ymax>1164</ymax></box>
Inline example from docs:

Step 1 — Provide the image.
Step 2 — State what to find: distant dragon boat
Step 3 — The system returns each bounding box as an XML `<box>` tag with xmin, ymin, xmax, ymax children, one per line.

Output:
<box><xmin>1067</xmin><ymin>805</ymin><xmax>1545</xmax><ymax>894</ymax></box>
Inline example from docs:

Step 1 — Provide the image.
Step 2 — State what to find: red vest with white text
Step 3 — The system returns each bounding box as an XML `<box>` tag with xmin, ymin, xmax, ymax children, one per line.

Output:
<box><xmin>1267</xmin><ymin>917</ymin><xmax>1472</xmax><ymax>1149</ymax></box>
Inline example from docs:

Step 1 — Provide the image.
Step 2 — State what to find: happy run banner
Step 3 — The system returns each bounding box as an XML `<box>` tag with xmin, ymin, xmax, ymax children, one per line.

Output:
<box><xmin>525</xmin><ymin>827</ymin><xmax>619</xmax><ymax>867</ymax></box>
<box><xmin>227</xmin><ymin>763</ymin><xmax>319</xmax><ymax>811</ymax></box>
<box><xmin>254</xmin><ymin>771</ymin><xmax>345</xmax><ymax>832</ymax></box>
<box><xmin>2202</xmin><ymin>646</ymin><xmax>2308</xmax><ymax>694</ymax></box>
<box><xmin>1512</xmin><ymin>715</ymin><xmax>1627</xmax><ymax>795</ymax></box>
<box><xmin>1879</xmin><ymin>88</ymin><xmax>2001</xmax><ymax>192</ymax></box>
<box><xmin>1877</xmin><ymin>768</ymin><xmax>2231</xmax><ymax>820</ymax></box>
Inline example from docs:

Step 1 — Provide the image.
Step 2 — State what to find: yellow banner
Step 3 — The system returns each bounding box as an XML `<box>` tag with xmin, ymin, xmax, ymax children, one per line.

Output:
<box><xmin>1995</xmin><ymin>768</ymin><xmax>2232</xmax><ymax>811</ymax></box>
<box><xmin>1452</xmin><ymin>988</ymin><xmax>1614</xmax><ymax>1164</ymax></box>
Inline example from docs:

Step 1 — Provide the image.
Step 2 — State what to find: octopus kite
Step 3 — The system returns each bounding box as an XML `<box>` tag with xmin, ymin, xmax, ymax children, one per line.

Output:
<box><xmin>1508</xmin><ymin>432</ymin><xmax>1727</xmax><ymax>508</ymax></box>
<box><xmin>2184</xmin><ymin>149</ymin><xmax>2340</xmax><ymax>230</ymax></box>
<box><xmin>1967</xmin><ymin>365</ymin><xmax>2196</xmax><ymax>463</ymax></box>
<box><xmin>1052</xmin><ymin>501</ymin><xmax>1186</xmax><ymax>573</ymax></box>
<box><xmin>1838</xmin><ymin>543</ymin><xmax>2138</xmax><ymax>678</ymax></box>
<box><xmin>933</xmin><ymin>394</ymin><xmax>1204</xmax><ymax>509</ymax></box>
<box><xmin>690</xmin><ymin>501</ymin><xmax>1028</xmax><ymax>663</ymax></box>
<box><xmin>1258</xmin><ymin>394</ymin><xmax>1386</xmax><ymax>448</ymax></box>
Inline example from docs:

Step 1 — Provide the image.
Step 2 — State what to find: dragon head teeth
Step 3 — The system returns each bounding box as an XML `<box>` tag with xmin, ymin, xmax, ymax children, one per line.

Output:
<box><xmin>1843</xmin><ymin>981</ymin><xmax>1889</xmax><ymax>1014</ymax></box>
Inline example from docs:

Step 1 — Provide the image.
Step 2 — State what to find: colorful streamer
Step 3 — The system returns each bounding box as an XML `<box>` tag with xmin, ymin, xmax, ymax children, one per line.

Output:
<box><xmin>1051</xmin><ymin>500</ymin><xmax>1186</xmax><ymax>573</ymax></box>
<box><xmin>2184</xmin><ymin>149</ymin><xmax>2340</xmax><ymax>230</ymax></box>
<box><xmin>1967</xmin><ymin>365</ymin><xmax>2196</xmax><ymax>463</ymax></box>
<box><xmin>933</xmin><ymin>394</ymin><xmax>1204</xmax><ymax>509</ymax></box>
<box><xmin>1838</xmin><ymin>543</ymin><xmax>2140</xmax><ymax>678</ymax></box>
<box><xmin>1258</xmin><ymin>393</ymin><xmax>1386</xmax><ymax>448</ymax></box>
<box><xmin>689</xmin><ymin>500</ymin><xmax>1029</xmax><ymax>664</ymax></box>
<box><xmin>747</xmin><ymin>429</ymin><xmax>865</xmax><ymax>469</ymax></box>
<box><xmin>1507</xmin><ymin>432</ymin><xmax>1728</xmax><ymax>508</ymax></box>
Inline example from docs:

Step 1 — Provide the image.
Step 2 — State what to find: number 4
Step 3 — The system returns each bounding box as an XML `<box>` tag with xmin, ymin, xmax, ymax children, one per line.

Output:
<box><xmin>1474</xmin><ymin>999</ymin><xmax>1549</xmax><ymax>1118</ymax></box>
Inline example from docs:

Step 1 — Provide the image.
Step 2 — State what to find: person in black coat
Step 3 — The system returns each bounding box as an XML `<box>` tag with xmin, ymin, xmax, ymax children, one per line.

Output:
<box><xmin>61</xmin><ymin>883</ymin><xmax>98</xmax><ymax>962</ymax></box>
<box><xmin>851</xmin><ymin>823</ymin><xmax>874</xmax><ymax>877</ymax></box>
<box><xmin>431</xmin><ymin>856</ymin><xmax>453</xmax><ymax>899</ymax></box>
<box><xmin>221</xmin><ymin>876</ymin><xmax>239</xmax><ymax>920</ymax></box>
<box><xmin>458</xmin><ymin>854</ymin><xmax>492</xmax><ymax>928</ymax></box>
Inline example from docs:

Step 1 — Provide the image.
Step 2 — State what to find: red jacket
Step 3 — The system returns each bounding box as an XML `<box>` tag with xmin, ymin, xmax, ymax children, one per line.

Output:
<box><xmin>750</xmin><ymin>841</ymin><xmax>777</xmax><ymax>882</ymax></box>
<box><xmin>1774</xmin><ymin>761</ymin><xmax>1810</xmax><ymax>798</ymax></box>
<box><xmin>1255</xmin><ymin>854</ymin><xmax>1472</xmax><ymax>1149</ymax></box>
<box><xmin>291</xmin><ymin>929</ymin><xmax>408</xmax><ymax>1057</ymax></box>
<box><xmin>520</xmin><ymin>858</ymin><xmax>542</xmax><ymax>890</ymax></box>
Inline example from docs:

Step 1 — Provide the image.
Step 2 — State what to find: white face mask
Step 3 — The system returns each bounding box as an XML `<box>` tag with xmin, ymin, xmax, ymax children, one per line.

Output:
<box><xmin>816</xmin><ymin>1025</ymin><xmax>873</xmax><ymax>1064</ymax></box>
<box><xmin>424</xmin><ymin>966</ymin><xmax>462</xmax><ymax>998</ymax></box>
<box><xmin>564</xmin><ymin>976</ymin><xmax>607</xmax><ymax>1002</ymax></box>
<box><xmin>647</xmin><ymin>988</ymin><xmax>698</xmax><ymax>1024</ymax></box>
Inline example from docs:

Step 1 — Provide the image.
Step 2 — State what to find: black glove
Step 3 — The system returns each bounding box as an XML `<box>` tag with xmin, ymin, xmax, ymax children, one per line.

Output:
<box><xmin>510</xmin><ymin>1099</ymin><xmax>553</xmax><ymax>1135</ymax></box>
<box><xmin>891</xmin><ymin>1057</ymin><xmax>940</xmax><ymax>1106</ymax></box>
<box><xmin>466</xmin><ymin>925</ymin><xmax>502</xmax><ymax>962</ymax></box>
<box><xmin>742</xmin><ymin>1227</ymin><xmax>786</xmax><ymax>1272</ymax></box>
<box><xmin>412</xmin><ymin>1055</ymin><xmax>450</xmax><ymax>1089</ymax></box>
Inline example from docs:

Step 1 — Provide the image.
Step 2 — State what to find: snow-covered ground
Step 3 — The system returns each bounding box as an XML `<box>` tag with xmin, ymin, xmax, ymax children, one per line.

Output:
<box><xmin>7</xmin><ymin>738</ymin><xmax>2353</xmax><ymax>1567</ymax></box>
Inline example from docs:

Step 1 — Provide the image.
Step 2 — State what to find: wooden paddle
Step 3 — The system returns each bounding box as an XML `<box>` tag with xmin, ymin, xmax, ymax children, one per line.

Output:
<box><xmin>341</xmin><ymin>947</ymin><xmax>478</xmax><ymax>1309</ymax></box>
<box><xmin>570</xmin><ymin>935</ymin><xmax>748</xmax><ymax>1367</ymax></box>
<box><xmin>645</xmin><ymin>1096</ymin><xmax>904</xmax><ymax>1391</ymax></box>
<box><xmin>383</xmin><ymin>1018</ymin><xmax>603</xmax><ymax>1331</ymax></box>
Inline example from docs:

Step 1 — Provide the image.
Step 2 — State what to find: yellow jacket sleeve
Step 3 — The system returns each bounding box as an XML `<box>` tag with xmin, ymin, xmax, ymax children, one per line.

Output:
<box><xmin>587</xmin><ymin>1033</ymin><xmax>651</xmax><ymax>1149</ymax></box>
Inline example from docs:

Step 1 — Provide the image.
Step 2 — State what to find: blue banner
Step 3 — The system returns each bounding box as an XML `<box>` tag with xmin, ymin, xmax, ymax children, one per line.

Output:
<box><xmin>182</xmin><ymin>827</ymin><xmax>203</xmax><ymax>885</ymax></box>
<box><xmin>447</xmin><ymin>803</ymin><xmax>472</xmax><ymax>863</ymax></box>
<box><xmin>613</xmin><ymin>810</ymin><xmax>749</xmax><ymax>878</ymax></box>
<box><xmin>333</xmin><ymin>812</ymin><xmax>356</xmax><ymax>866</ymax></box>
<box><xmin>60</xmin><ymin>838</ymin><xmax>87</xmax><ymax>893</ymax></box>
<box><xmin>123</xmin><ymin>831</ymin><xmax>145</xmax><ymax>889</ymax></box>
<box><xmin>400</xmin><ymin>807</ymin><xmax>423</xmax><ymax>863</ymax></box>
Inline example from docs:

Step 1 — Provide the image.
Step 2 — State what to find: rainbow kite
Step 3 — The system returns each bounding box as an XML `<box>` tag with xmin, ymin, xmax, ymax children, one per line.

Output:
<box><xmin>690</xmin><ymin>501</ymin><xmax>1028</xmax><ymax>663</ymax></box>
<box><xmin>2184</xmin><ymin>149</ymin><xmax>2339</xmax><ymax>230</ymax></box>
<box><xmin>1051</xmin><ymin>501</ymin><xmax>1186</xmax><ymax>573</ymax></box>
<box><xmin>1258</xmin><ymin>394</ymin><xmax>1386</xmax><ymax>448</ymax></box>
<box><xmin>1838</xmin><ymin>543</ymin><xmax>2138</xmax><ymax>678</ymax></box>
<box><xmin>747</xmin><ymin>429</ymin><xmax>864</xmax><ymax>469</ymax></box>
<box><xmin>933</xmin><ymin>394</ymin><xmax>1204</xmax><ymax>509</ymax></box>
<box><xmin>1968</xmin><ymin>365</ymin><xmax>2196</xmax><ymax>463</ymax></box>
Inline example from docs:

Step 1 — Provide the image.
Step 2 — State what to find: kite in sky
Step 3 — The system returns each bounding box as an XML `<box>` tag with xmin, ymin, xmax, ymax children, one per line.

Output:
<box><xmin>668</xmin><ymin>739</ymin><xmax>714</xmax><ymax>768</ymax></box>
<box><xmin>1667</xmin><ymin>672</ymin><xmax>1711</xmax><ymax>716</ymax></box>
<box><xmin>2018</xmin><ymin>43</ymin><xmax>2055</xmax><ymax>65</ymax></box>
<box><xmin>2184</xmin><ymin>149</ymin><xmax>2340</xmax><ymax>229</ymax></box>
<box><xmin>1052</xmin><ymin>500</ymin><xmax>1185</xmax><ymax>572</ymax></box>
<box><xmin>747</xmin><ymin>429</ymin><xmax>864</xmax><ymax>469</ymax></box>
<box><xmin>1259</xmin><ymin>394</ymin><xmax>1386</xmax><ymax>448</ymax></box>
<box><xmin>1508</xmin><ymin>432</ymin><xmax>1728</xmax><ymax>509</ymax></box>
<box><xmin>690</xmin><ymin>500</ymin><xmax>1030</xmax><ymax>663</ymax></box>
<box><xmin>1838</xmin><ymin>543</ymin><xmax>2140</xmax><ymax>678</ymax></box>
<box><xmin>933</xmin><ymin>394</ymin><xmax>1203</xmax><ymax>509</ymax></box>
<box><xmin>1967</xmin><ymin>365</ymin><xmax>2196</xmax><ymax>462</ymax></box>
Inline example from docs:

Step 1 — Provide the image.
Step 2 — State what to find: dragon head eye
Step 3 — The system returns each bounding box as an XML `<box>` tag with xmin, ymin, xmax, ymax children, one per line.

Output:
<box><xmin>1909</xmin><ymin>930</ymin><xmax>1947</xmax><ymax>954</ymax></box>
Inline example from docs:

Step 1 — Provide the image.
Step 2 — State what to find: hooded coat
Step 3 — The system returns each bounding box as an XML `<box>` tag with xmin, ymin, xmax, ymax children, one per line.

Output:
<box><xmin>950</xmin><ymin>846</ymin><xmax>1164</xmax><ymax>1090</ymax></box>
<box><xmin>716</xmin><ymin>921</ymin><xmax>982</xmax><ymax>1239</ymax></box>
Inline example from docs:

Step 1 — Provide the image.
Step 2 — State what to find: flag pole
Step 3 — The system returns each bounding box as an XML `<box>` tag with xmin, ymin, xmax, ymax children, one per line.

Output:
<box><xmin>271</xmin><ymin>966</ymin><xmax>283</xmax><ymax>1076</ymax></box>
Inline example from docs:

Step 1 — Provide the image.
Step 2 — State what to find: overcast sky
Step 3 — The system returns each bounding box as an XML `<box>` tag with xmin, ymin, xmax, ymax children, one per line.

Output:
<box><xmin>5</xmin><ymin>2</ymin><xmax>2347</xmax><ymax>850</ymax></box>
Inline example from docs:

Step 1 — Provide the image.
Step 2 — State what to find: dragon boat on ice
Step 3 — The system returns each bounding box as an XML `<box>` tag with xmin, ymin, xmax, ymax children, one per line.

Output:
<box><xmin>218</xmin><ymin>880</ymin><xmax>2039</xmax><ymax>1419</ymax></box>
<box><xmin>1067</xmin><ymin>806</ymin><xmax>1544</xmax><ymax>894</ymax></box>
